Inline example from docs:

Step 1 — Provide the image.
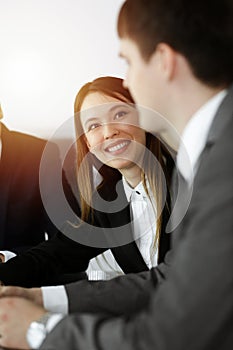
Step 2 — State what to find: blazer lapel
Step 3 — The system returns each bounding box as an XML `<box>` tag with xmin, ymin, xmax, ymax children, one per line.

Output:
<box><xmin>207</xmin><ymin>85</ymin><xmax>233</xmax><ymax>144</ymax></box>
<box><xmin>111</xmin><ymin>242</ymin><xmax>149</xmax><ymax>274</ymax></box>
<box><xmin>98</xmin><ymin>178</ymin><xmax>149</xmax><ymax>273</ymax></box>
<box><xmin>195</xmin><ymin>86</ymin><xmax>233</xmax><ymax>177</ymax></box>
<box><xmin>173</xmin><ymin>86</ymin><xmax>233</xmax><ymax>244</ymax></box>
<box><xmin>193</xmin><ymin>86</ymin><xmax>233</xmax><ymax>193</ymax></box>
<box><xmin>108</xmin><ymin>184</ymin><xmax>149</xmax><ymax>273</ymax></box>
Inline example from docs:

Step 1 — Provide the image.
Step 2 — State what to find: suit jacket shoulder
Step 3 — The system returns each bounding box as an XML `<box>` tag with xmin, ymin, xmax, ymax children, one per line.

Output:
<box><xmin>0</xmin><ymin>124</ymin><xmax>77</xmax><ymax>253</ymax></box>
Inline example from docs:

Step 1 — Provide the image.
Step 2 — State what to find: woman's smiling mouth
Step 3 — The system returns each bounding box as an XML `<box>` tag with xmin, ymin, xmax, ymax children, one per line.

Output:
<box><xmin>104</xmin><ymin>140</ymin><xmax>131</xmax><ymax>155</ymax></box>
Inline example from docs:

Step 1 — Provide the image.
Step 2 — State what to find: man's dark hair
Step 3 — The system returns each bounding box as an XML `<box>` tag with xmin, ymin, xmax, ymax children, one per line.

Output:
<box><xmin>117</xmin><ymin>0</ymin><xmax>233</xmax><ymax>87</ymax></box>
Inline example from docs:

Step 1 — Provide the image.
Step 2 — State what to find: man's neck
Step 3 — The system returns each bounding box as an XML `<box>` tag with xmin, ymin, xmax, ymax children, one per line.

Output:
<box><xmin>170</xmin><ymin>81</ymin><xmax>226</xmax><ymax>137</ymax></box>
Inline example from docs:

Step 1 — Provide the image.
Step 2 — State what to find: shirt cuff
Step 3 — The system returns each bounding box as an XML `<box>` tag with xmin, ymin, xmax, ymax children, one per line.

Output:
<box><xmin>41</xmin><ymin>286</ymin><xmax>68</xmax><ymax>314</ymax></box>
<box><xmin>27</xmin><ymin>313</ymin><xmax>64</xmax><ymax>349</ymax></box>
<box><xmin>0</xmin><ymin>250</ymin><xmax>16</xmax><ymax>262</ymax></box>
<box><xmin>46</xmin><ymin>313</ymin><xmax>64</xmax><ymax>333</ymax></box>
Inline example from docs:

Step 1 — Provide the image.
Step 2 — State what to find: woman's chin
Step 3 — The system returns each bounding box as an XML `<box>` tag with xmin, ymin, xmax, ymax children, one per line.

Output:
<box><xmin>105</xmin><ymin>158</ymin><xmax>133</xmax><ymax>170</ymax></box>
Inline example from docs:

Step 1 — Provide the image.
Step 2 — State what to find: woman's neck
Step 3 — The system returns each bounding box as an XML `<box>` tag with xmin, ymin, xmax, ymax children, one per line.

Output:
<box><xmin>120</xmin><ymin>164</ymin><xmax>142</xmax><ymax>188</ymax></box>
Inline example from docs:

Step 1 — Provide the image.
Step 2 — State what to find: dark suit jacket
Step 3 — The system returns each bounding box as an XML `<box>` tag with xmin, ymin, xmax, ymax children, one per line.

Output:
<box><xmin>41</xmin><ymin>86</ymin><xmax>233</xmax><ymax>350</ymax></box>
<box><xmin>0</xmin><ymin>124</ymin><xmax>87</xmax><ymax>284</ymax></box>
<box><xmin>0</xmin><ymin>153</ymin><xmax>172</xmax><ymax>287</ymax></box>
<box><xmin>0</xmin><ymin>124</ymin><xmax>65</xmax><ymax>253</ymax></box>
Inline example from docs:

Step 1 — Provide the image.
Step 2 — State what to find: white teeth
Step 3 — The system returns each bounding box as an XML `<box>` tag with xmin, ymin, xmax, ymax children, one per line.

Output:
<box><xmin>107</xmin><ymin>141</ymin><xmax>129</xmax><ymax>152</ymax></box>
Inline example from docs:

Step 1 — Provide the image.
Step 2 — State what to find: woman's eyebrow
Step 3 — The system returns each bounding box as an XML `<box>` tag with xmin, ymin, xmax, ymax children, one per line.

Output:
<box><xmin>108</xmin><ymin>103</ymin><xmax>132</xmax><ymax>113</ymax></box>
<box><xmin>83</xmin><ymin>117</ymin><xmax>98</xmax><ymax>128</ymax></box>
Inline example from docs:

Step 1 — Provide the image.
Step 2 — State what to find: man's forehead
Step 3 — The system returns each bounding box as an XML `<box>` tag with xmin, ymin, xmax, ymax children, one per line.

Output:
<box><xmin>119</xmin><ymin>38</ymin><xmax>147</xmax><ymax>67</ymax></box>
<box><xmin>119</xmin><ymin>37</ymin><xmax>137</xmax><ymax>56</ymax></box>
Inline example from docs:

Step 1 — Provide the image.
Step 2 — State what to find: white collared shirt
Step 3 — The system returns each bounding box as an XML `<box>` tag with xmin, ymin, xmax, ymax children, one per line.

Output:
<box><xmin>122</xmin><ymin>177</ymin><xmax>158</xmax><ymax>268</ymax></box>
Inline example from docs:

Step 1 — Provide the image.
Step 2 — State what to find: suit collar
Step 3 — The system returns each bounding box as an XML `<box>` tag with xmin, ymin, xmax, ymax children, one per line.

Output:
<box><xmin>173</xmin><ymin>85</ymin><xmax>233</xmax><ymax>240</ymax></box>
<box><xmin>195</xmin><ymin>85</ymin><xmax>233</xmax><ymax>177</ymax></box>
<box><xmin>177</xmin><ymin>89</ymin><xmax>228</xmax><ymax>183</ymax></box>
<box><xmin>206</xmin><ymin>84</ymin><xmax>233</xmax><ymax>145</ymax></box>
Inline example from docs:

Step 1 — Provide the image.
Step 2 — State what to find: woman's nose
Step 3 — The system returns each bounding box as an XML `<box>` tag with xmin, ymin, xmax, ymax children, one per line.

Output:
<box><xmin>103</xmin><ymin>123</ymin><xmax>120</xmax><ymax>139</ymax></box>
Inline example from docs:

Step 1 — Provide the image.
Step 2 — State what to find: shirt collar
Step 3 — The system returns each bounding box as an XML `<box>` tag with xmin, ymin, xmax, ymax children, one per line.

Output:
<box><xmin>122</xmin><ymin>176</ymin><xmax>150</xmax><ymax>202</ymax></box>
<box><xmin>177</xmin><ymin>89</ymin><xmax>228</xmax><ymax>182</ymax></box>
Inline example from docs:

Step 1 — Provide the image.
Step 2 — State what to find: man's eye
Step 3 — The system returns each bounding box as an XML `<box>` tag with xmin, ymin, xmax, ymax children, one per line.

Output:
<box><xmin>114</xmin><ymin>111</ymin><xmax>127</xmax><ymax>120</ymax></box>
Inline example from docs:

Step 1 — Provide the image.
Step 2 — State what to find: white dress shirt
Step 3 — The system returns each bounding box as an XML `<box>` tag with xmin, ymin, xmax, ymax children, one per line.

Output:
<box><xmin>122</xmin><ymin>177</ymin><xmax>158</xmax><ymax>268</ymax></box>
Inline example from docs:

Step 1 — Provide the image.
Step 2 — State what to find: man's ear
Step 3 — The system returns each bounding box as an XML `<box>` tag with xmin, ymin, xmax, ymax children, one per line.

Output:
<box><xmin>152</xmin><ymin>43</ymin><xmax>177</xmax><ymax>80</ymax></box>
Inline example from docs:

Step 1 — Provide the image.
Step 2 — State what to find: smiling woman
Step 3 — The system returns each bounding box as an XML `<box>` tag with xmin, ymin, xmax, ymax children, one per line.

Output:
<box><xmin>74</xmin><ymin>76</ymin><xmax>174</xmax><ymax>279</ymax></box>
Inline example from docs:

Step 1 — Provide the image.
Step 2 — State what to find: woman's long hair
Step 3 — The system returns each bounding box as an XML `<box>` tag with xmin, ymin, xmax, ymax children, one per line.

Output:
<box><xmin>74</xmin><ymin>76</ymin><xmax>172</xmax><ymax>247</ymax></box>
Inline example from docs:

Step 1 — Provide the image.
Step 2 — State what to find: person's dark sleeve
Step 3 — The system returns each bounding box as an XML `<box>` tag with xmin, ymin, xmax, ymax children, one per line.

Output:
<box><xmin>65</xmin><ymin>252</ymin><xmax>171</xmax><ymax>316</ymax></box>
<box><xmin>0</xmin><ymin>232</ymin><xmax>104</xmax><ymax>287</ymax></box>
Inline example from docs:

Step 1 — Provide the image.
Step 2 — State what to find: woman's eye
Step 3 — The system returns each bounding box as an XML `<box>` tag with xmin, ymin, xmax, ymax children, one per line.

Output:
<box><xmin>114</xmin><ymin>111</ymin><xmax>127</xmax><ymax>120</ymax></box>
<box><xmin>88</xmin><ymin>123</ymin><xmax>100</xmax><ymax>132</ymax></box>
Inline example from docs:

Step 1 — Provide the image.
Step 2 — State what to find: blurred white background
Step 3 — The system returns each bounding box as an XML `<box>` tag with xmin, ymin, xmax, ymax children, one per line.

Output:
<box><xmin>0</xmin><ymin>0</ymin><xmax>125</xmax><ymax>138</ymax></box>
